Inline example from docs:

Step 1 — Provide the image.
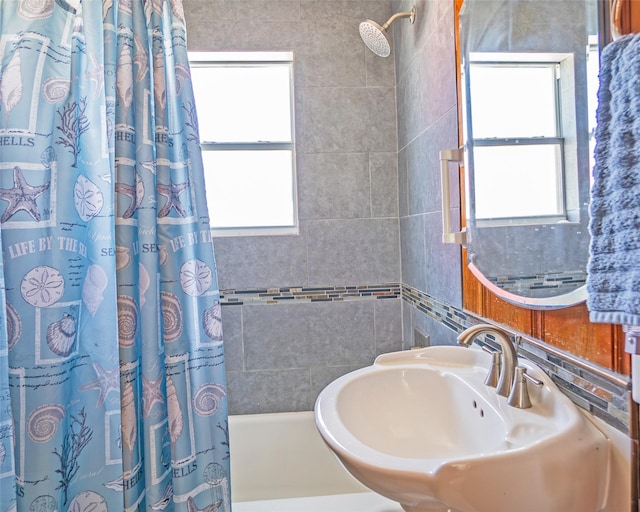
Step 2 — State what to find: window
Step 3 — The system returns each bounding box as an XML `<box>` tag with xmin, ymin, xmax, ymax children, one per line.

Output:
<box><xmin>189</xmin><ymin>52</ymin><xmax>297</xmax><ymax>236</ymax></box>
<box><xmin>467</xmin><ymin>55</ymin><xmax>574</xmax><ymax>224</ymax></box>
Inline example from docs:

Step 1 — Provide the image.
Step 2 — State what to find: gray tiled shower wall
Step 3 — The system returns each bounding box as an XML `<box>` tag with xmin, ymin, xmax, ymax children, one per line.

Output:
<box><xmin>221</xmin><ymin>288</ymin><xmax>402</xmax><ymax>414</ymax></box>
<box><xmin>184</xmin><ymin>0</ymin><xmax>404</xmax><ymax>414</ymax></box>
<box><xmin>185</xmin><ymin>0</ymin><xmax>630</xmax><ymax>432</ymax></box>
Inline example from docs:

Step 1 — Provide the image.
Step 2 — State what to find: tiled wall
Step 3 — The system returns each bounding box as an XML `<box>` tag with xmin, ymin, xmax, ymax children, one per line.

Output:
<box><xmin>185</xmin><ymin>0</ymin><xmax>631</xmax><ymax>434</ymax></box>
<box><xmin>221</xmin><ymin>292</ymin><xmax>402</xmax><ymax>413</ymax></box>
<box><xmin>393</xmin><ymin>0</ymin><xmax>463</xmax><ymax>346</ymax></box>
<box><xmin>184</xmin><ymin>0</ymin><xmax>403</xmax><ymax>414</ymax></box>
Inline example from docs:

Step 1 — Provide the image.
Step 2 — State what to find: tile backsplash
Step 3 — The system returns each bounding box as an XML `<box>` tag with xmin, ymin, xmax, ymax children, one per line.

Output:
<box><xmin>401</xmin><ymin>283</ymin><xmax>630</xmax><ymax>434</ymax></box>
<box><xmin>221</xmin><ymin>281</ymin><xmax>630</xmax><ymax>434</ymax></box>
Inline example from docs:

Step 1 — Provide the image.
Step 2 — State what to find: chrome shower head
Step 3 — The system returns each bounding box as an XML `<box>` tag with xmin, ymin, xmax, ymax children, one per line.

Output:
<box><xmin>359</xmin><ymin>5</ymin><xmax>416</xmax><ymax>58</ymax></box>
<box><xmin>359</xmin><ymin>19</ymin><xmax>392</xmax><ymax>58</ymax></box>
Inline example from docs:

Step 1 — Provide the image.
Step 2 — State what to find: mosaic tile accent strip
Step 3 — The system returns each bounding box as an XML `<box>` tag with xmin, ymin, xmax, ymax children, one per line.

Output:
<box><xmin>401</xmin><ymin>284</ymin><xmax>469</xmax><ymax>333</ymax></box>
<box><xmin>401</xmin><ymin>283</ymin><xmax>631</xmax><ymax>434</ymax></box>
<box><xmin>487</xmin><ymin>270</ymin><xmax>587</xmax><ymax>298</ymax></box>
<box><xmin>220</xmin><ymin>283</ymin><xmax>401</xmax><ymax>306</ymax></box>
<box><xmin>514</xmin><ymin>342</ymin><xmax>629</xmax><ymax>433</ymax></box>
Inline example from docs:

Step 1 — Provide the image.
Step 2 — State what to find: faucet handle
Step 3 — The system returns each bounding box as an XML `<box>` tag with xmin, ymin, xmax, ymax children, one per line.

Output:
<box><xmin>522</xmin><ymin>369</ymin><xmax>543</xmax><ymax>388</ymax></box>
<box><xmin>482</xmin><ymin>346</ymin><xmax>502</xmax><ymax>388</ymax></box>
<box><xmin>507</xmin><ymin>366</ymin><xmax>543</xmax><ymax>409</ymax></box>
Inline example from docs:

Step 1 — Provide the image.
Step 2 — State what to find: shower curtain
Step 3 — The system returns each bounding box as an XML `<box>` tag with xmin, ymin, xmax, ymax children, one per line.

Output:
<box><xmin>0</xmin><ymin>1</ymin><xmax>231</xmax><ymax>511</ymax></box>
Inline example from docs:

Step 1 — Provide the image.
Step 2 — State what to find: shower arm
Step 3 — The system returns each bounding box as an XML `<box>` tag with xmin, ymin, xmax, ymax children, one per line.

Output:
<box><xmin>382</xmin><ymin>6</ymin><xmax>416</xmax><ymax>30</ymax></box>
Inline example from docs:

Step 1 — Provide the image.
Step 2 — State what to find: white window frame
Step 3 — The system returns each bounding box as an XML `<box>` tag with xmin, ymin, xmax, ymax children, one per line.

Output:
<box><xmin>466</xmin><ymin>52</ymin><xmax>576</xmax><ymax>227</ymax></box>
<box><xmin>188</xmin><ymin>51</ymin><xmax>299</xmax><ymax>237</ymax></box>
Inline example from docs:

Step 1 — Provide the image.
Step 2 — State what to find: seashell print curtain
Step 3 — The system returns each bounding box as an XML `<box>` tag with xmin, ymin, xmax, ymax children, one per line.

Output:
<box><xmin>0</xmin><ymin>1</ymin><xmax>231</xmax><ymax>511</ymax></box>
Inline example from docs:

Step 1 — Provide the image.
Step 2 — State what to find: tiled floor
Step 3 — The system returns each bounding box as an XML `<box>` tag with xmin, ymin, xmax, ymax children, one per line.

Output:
<box><xmin>233</xmin><ymin>492</ymin><xmax>404</xmax><ymax>512</ymax></box>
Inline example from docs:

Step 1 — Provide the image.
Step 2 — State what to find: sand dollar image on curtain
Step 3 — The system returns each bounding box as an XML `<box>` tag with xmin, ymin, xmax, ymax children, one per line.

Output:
<box><xmin>0</xmin><ymin>0</ymin><xmax>232</xmax><ymax>511</ymax></box>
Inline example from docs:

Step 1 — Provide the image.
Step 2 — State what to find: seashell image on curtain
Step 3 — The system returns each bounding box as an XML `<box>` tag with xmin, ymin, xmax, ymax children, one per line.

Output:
<box><xmin>0</xmin><ymin>0</ymin><xmax>231</xmax><ymax>511</ymax></box>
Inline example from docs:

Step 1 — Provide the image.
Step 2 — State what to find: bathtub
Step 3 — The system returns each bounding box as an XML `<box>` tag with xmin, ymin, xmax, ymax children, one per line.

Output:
<box><xmin>227</xmin><ymin>411</ymin><xmax>631</xmax><ymax>512</ymax></box>
<box><xmin>228</xmin><ymin>411</ymin><xmax>402</xmax><ymax>511</ymax></box>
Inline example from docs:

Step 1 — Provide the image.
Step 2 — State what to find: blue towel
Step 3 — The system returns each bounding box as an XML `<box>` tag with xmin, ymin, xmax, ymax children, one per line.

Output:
<box><xmin>588</xmin><ymin>33</ymin><xmax>640</xmax><ymax>325</ymax></box>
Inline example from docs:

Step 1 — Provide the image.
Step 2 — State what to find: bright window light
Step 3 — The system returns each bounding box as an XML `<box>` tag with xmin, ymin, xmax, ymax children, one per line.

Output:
<box><xmin>468</xmin><ymin>59</ymin><xmax>566</xmax><ymax>223</ymax></box>
<box><xmin>201</xmin><ymin>150</ymin><xmax>295</xmax><ymax>228</ymax></box>
<box><xmin>473</xmin><ymin>144</ymin><xmax>563</xmax><ymax>219</ymax></box>
<box><xmin>470</xmin><ymin>64</ymin><xmax>558</xmax><ymax>138</ymax></box>
<box><xmin>189</xmin><ymin>52</ymin><xmax>297</xmax><ymax>235</ymax></box>
<box><xmin>190</xmin><ymin>65</ymin><xmax>292</xmax><ymax>143</ymax></box>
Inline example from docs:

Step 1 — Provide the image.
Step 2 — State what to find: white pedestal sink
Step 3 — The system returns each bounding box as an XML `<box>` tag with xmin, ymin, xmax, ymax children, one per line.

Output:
<box><xmin>314</xmin><ymin>346</ymin><xmax>611</xmax><ymax>512</ymax></box>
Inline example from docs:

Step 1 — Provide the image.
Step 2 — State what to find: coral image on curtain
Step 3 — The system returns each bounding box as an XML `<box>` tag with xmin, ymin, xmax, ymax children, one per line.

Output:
<box><xmin>0</xmin><ymin>0</ymin><xmax>231</xmax><ymax>511</ymax></box>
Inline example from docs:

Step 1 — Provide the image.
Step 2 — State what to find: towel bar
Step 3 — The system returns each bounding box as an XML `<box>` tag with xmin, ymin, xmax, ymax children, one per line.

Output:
<box><xmin>438</xmin><ymin>148</ymin><xmax>467</xmax><ymax>245</ymax></box>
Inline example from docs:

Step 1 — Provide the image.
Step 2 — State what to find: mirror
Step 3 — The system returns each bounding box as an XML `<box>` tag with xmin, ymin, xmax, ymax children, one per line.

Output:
<box><xmin>459</xmin><ymin>0</ymin><xmax>607</xmax><ymax>308</ymax></box>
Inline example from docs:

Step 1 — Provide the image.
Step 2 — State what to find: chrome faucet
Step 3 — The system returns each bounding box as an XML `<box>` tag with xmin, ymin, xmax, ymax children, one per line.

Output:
<box><xmin>457</xmin><ymin>324</ymin><xmax>518</xmax><ymax>398</ymax></box>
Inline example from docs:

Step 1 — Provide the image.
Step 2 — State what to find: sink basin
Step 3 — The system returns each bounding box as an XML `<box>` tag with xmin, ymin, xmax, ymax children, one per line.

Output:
<box><xmin>314</xmin><ymin>346</ymin><xmax>611</xmax><ymax>512</ymax></box>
